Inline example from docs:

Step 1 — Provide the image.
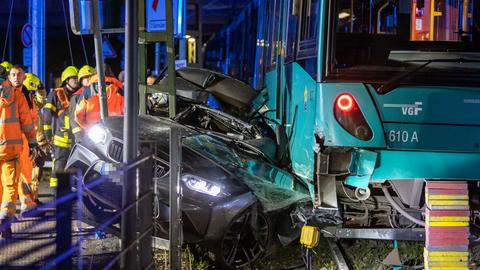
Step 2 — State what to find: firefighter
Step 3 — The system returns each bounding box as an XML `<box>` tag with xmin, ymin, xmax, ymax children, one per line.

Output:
<box><xmin>7</xmin><ymin>66</ymin><xmax>44</xmax><ymax>215</ymax></box>
<box><xmin>0</xmin><ymin>70</ymin><xmax>38</xmax><ymax>238</ymax></box>
<box><xmin>70</xmin><ymin>65</ymin><xmax>96</xmax><ymax>141</ymax></box>
<box><xmin>43</xmin><ymin>66</ymin><xmax>80</xmax><ymax>191</ymax></box>
<box><xmin>22</xmin><ymin>73</ymin><xmax>49</xmax><ymax>205</ymax></box>
<box><xmin>74</xmin><ymin>74</ymin><xmax>124</xmax><ymax>131</ymax></box>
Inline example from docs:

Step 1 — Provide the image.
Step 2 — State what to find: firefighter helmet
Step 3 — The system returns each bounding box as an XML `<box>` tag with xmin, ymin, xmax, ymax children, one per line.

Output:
<box><xmin>23</xmin><ymin>73</ymin><xmax>41</xmax><ymax>91</ymax></box>
<box><xmin>78</xmin><ymin>65</ymin><xmax>96</xmax><ymax>81</ymax></box>
<box><xmin>61</xmin><ymin>66</ymin><xmax>79</xmax><ymax>83</ymax></box>
<box><xmin>0</xmin><ymin>61</ymin><xmax>12</xmax><ymax>73</ymax></box>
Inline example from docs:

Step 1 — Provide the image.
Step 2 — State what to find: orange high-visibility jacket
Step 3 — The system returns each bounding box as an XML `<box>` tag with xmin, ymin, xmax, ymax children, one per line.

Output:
<box><xmin>75</xmin><ymin>75</ymin><xmax>124</xmax><ymax>130</ymax></box>
<box><xmin>0</xmin><ymin>82</ymin><xmax>36</xmax><ymax>160</ymax></box>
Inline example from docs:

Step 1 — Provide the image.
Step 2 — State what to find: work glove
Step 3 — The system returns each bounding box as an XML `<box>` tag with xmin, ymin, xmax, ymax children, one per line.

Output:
<box><xmin>28</xmin><ymin>143</ymin><xmax>38</xmax><ymax>157</ymax></box>
<box><xmin>29</xmin><ymin>143</ymin><xmax>47</xmax><ymax>167</ymax></box>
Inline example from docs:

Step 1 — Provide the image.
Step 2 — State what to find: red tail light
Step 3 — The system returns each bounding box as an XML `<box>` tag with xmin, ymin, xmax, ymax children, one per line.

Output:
<box><xmin>334</xmin><ymin>94</ymin><xmax>373</xmax><ymax>141</ymax></box>
<box><xmin>336</xmin><ymin>94</ymin><xmax>354</xmax><ymax>112</ymax></box>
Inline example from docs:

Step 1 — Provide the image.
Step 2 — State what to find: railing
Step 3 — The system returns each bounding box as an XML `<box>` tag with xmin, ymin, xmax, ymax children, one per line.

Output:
<box><xmin>0</xmin><ymin>126</ymin><xmax>185</xmax><ymax>269</ymax></box>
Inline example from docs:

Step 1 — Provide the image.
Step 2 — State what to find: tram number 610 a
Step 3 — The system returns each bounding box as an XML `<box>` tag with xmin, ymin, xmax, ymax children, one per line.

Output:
<box><xmin>387</xmin><ymin>130</ymin><xmax>419</xmax><ymax>143</ymax></box>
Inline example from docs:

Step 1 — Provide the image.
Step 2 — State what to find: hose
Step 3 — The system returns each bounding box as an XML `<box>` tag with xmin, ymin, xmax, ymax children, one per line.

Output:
<box><xmin>381</xmin><ymin>184</ymin><xmax>425</xmax><ymax>227</ymax></box>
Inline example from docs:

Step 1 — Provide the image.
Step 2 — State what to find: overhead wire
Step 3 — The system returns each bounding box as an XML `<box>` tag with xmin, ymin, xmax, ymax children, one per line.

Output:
<box><xmin>61</xmin><ymin>0</ymin><xmax>75</xmax><ymax>65</ymax></box>
<box><xmin>2</xmin><ymin>0</ymin><xmax>15</xmax><ymax>61</ymax></box>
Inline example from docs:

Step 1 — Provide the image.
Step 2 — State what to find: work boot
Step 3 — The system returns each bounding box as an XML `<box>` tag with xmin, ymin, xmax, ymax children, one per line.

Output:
<box><xmin>0</xmin><ymin>219</ymin><xmax>12</xmax><ymax>239</ymax></box>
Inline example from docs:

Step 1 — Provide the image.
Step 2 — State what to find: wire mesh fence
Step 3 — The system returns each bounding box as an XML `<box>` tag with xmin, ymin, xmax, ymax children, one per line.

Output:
<box><xmin>0</xmin><ymin>151</ymin><xmax>156</xmax><ymax>269</ymax></box>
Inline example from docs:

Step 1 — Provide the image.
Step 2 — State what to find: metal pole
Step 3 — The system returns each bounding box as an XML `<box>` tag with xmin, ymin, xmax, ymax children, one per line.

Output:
<box><xmin>122</xmin><ymin>0</ymin><xmax>139</xmax><ymax>268</ymax></box>
<box><xmin>138</xmin><ymin>151</ymin><xmax>153</xmax><ymax>269</ymax></box>
<box><xmin>169</xmin><ymin>127</ymin><xmax>182</xmax><ymax>270</ymax></box>
<box><xmin>154</xmin><ymin>42</ymin><xmax>161</xmax><ymax>75</ymax></box>
<box><xmin>179</xmin><ymin>39</ymin><xmax>186</xmax><ymax>61</ymax></box>
<box><xmin>55</xmin><ymin>172</ymin><xmax>73</xmax><ymax>270</ymax></box>
<box><xmin>32</xmin><ymin>0</ymin><xmax>46</xmax><ymax>82</ymax></box>
<box><xmin>166</xmin><ymin>0</ymin><xmax>177</xmax><ymax>117</ymax></box>
<box><xmin>197</xmin><ymin>1</ymin><xmax>204</xmax><ymax>67</ymax></box>
<box><xmin>91</xmin><ymin>0</ymin><xmax>108</xmax><ymax>120</ymax></box>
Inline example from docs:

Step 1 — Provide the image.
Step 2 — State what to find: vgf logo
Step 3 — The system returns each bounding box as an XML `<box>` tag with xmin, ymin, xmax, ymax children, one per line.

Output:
<box><xmin>383</xmin><ymin>102</ymin><xmax>423</xmax><ymax>116</ymax></box>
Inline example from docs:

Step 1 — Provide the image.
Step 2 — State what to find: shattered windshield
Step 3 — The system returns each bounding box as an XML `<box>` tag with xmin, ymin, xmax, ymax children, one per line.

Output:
<box><xmin>328</xmin><ymin>0</ymin><xmax>480</xmax><ymax>86</ymax></box>
<box><xmin>183</xmin><ymin>134</ymin><xmax>310</xmax><ymax>212</ymax></box>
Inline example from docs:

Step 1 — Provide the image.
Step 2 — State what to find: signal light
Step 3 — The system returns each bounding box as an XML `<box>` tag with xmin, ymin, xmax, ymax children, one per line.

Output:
<box><xmin>337</xmin><ymin>94</ymin><xmax>354</xmax><ymax>112</ymax></box>
<box><xmin>334</xmin><ymin>93</ymin><xmax>373</xmax><ymax>141</ymax></box>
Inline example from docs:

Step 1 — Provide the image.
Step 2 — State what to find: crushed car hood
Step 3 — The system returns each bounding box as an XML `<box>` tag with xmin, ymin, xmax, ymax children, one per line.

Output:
<box><xmin>105</xmin><ymin>116</ymin><xmax>309</xmax><ymax>212</ymax></box>
<box><xmin>158</xmin><ymin>67</ymin><xmax>258</xmax><ymax>115</ymax></box>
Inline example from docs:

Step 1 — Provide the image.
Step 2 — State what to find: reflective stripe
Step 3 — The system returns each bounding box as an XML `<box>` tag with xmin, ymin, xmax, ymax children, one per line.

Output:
<box><xmin>0</xmin><ymin>139</ymin><xmax>23</xmax><ymax>145</ymax></box>
<box><xmin>72</xmin><ymin>127</ymin><xmax>81</xmax><ymax>134</ymax></box>
<box><xmin>50</xmin><ymin>177</ymin><xmax>58</xmax><ymax>187</ymax></box>
<box><xmin>45</xmin><ymin>103</ymin><xmax>57</xmax><ymax>112</ymax></box>
<box><xmin>0</xmin><ymin>101</ymin><xmax>19</xmax><ymax>123</ymax></box>
<box><xmin>65</xmin><ymin>114</ymin><xmax>70</xmax><ymax>130</ymax></box>
<box><xmin>53</xmin><ymin>134</ymin><xmax>72</xmax><ymax>148</ymax></box>
<box><xmin>54</xmin><ymin>135</ymin><xmax>72</xmax><ymax>144</ymax></box>
<box><xmin>53</xmin><ymin>141</ymin><xmax>70</xmax><ymax>148</ymax></box>
<box><xmin>43</xmin><ymin>124</ymin><xmax>52</xmax><ymax>131</ymax></box>
<box><xmin>21</xmin><ymin>123</ymin><xmax>34</xmax><ymax>131</ymax></box>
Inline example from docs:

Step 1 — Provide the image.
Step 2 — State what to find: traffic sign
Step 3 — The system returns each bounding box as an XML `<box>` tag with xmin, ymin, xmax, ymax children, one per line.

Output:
<box><xmin>21</xmin><ymin>23</ymin><xmax>33</xmax><ymax>48</ymax></box>
<box><xmin>102</xmin><ymin>38</ymin><xmax>117</xmax><ymax>59</ymax></box>
<box><xmin>175</xmin><ymin>60</ymin><xmax>186</xmax><ymax>70</ymax></box>
<box><xmin>146</xmin><ymin>0</ymin><xmax>184</xmax><ymax>37</ymax></box>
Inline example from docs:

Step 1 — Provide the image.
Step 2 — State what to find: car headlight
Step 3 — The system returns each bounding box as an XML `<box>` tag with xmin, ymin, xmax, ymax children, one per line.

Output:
<box><xmin>88</xmin><ymin>124</ymin><xmax>108</xmax><ymax>144</ymax></box>
<box><xmin>181</xmin><ymin>174</ymin><xmax>227</xmax><ymax>197</ymax></box>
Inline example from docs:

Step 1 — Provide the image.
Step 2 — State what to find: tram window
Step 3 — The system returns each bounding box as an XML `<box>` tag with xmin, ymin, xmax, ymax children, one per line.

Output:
<box><xmin>286</xmin><ymin>0</ymin><xmax>300</xmax><ymax>63</ymax></box>
<box><xmin>299</xmin><ymin>0</ymin><xmax>320</xmax><ymax>41</ymax></box>
<box><xmin>328</xmin><ymin>0</ymin><xmax>480</xmax><ymax>85</ymax></box>
<box><xmin>264</xmin><ymin>0</ymin><xmax>280</xmax><ymax>71</ymax></box>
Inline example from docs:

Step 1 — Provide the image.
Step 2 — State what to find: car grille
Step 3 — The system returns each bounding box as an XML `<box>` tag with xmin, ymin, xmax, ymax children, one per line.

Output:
<box><xmin>108</xmin><ymin>139</ymin><xmax>124</xmax><ymax>162</ymax></box>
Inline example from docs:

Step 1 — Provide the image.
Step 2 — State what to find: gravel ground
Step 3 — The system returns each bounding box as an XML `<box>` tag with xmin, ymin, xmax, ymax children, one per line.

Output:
<box><xmin>153</xmin><ymin>239</ymin><xmax>423</xmax><ymax>270</ymax></box>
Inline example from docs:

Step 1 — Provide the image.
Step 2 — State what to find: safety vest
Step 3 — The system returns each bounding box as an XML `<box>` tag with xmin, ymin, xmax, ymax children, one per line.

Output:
<box><xmin>75</xmin><ymin>76</ymin><xmax>124</xmax><ymax>130</ymax></box>
<box><xmin>0</xmin><ymin>82</ymin><xmax>36</xmax><ymax>159</ymax></box>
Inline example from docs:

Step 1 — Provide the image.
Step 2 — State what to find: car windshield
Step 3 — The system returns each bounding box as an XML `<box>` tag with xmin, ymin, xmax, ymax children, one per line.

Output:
<box><xmin>328</xmin><ymin>0</ymin><xmax>480</xmax><ymax>87</ymax></box>
<box><xmin>183</xmin><ymin>134</ymin><xmax>310</xmax><ymax>211</ymax></box>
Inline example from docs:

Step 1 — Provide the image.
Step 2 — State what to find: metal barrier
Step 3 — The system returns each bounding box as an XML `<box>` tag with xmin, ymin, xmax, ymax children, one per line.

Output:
<box><xmin>0</xmin><ymin>149</ymin><xmax>157</xmax><ymax>269</ymax></box>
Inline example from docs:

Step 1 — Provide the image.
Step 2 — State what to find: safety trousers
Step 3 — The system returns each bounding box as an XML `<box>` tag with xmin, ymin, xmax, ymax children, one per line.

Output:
<box><xmin>50</xmin><ymin>147</ymin><xmax>71</xmax><ymax>189</ymax></box>
<box><xmin>0</xmin><ymin>158</ymin><xmax>20</xmax><ymax>220</ymax></box>
<box><xmin>19</xmin><ymin>138</ymin><xmax>37</xmax><ymax>212</ymax></box>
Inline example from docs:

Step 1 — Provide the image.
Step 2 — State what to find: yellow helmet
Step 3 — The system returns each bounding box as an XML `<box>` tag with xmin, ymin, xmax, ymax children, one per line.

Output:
<box><xmin>61</xmin><ymin>66</ymin><xmax>79</xmax><ymax>83</ymax></box>
<box><xmin>23</xmin><ymin>73</ymin><xmax>41</xmax><ymax>91</ymax></box>
<box><xmin>0</xmin><ymin>61</ymin><xmax>12</xmax><ymax>73</ymax></box>
<box><xmin>78</xmin><ymin>65</ymin><xmax>96</xmax><ymax>81</ymax></box>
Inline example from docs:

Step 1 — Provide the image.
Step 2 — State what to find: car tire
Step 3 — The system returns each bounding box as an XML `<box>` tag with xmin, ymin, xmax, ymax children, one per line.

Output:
<box><xmin>79</xmin><ymin>192</ymin><xmax>119</xmax><ymax>225</ymax></box>
<box><xmin>208</xmin><ymin>205</ymin><xmax>273</xmax><ymax>269</ymax></box>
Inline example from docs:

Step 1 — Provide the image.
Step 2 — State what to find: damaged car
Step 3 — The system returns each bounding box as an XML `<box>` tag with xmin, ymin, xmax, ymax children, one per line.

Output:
<box><xmin>66</xmin><ymin>116</ymin><xmax>313</xmax><ymax>268</ymax></box>
<box><xmin>65</xmin><ymin>68</ymin><xmax>339</xmax><ymax>268</ymax></box>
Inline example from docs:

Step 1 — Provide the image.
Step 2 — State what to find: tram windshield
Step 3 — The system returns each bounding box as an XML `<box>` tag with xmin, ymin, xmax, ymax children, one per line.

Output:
<box><xmin>328</xmin><ymin>0</ymin><xmax>480</xmax><ymax>87</ymax></box>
